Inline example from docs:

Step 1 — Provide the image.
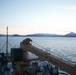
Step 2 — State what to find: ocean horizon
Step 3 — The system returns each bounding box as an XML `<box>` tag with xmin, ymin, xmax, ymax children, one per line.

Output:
<box><xmin>0</xmin><ymin>36</ymin><xmax>76</xmax><ymax>65</ymax></box>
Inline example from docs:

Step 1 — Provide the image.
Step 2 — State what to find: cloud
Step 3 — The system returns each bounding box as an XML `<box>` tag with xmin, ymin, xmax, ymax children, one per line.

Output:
<box><xmin>55</xmin><ymin>6</ymin><xmax>76</xmax><ymax>10</ymax></box>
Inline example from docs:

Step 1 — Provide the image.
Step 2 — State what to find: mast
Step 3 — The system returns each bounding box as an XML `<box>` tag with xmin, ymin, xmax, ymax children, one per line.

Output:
<box><xmin>6</xmin><ymin>26</ymin><xmax>8</xmax><ymax>55</ymax></box>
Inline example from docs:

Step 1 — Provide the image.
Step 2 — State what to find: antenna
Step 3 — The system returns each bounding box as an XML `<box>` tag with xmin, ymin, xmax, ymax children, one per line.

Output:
<box><xmin>0</xmin><ymin>26</ymin><xmax>12</xmax><ymax>54</ymax></box>
<box><xmin>6</xmin><ymin>26</ymin><xmax>8</xmax><ymax>56</ymax></box>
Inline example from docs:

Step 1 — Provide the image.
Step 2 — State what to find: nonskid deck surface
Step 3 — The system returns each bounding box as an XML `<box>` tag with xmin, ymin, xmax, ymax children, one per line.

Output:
<box><xmin>0</xmin><ymin>53</ymin><xmax>15</xmax><ymax>75</ymax></box>
<box><xmin>22</xmin><ymin>60</ymin><xmax>69</xmax><ymax>75</ymax></box>
<box><xmin>0</xmin><ymin>53</ymin><xmax>69</xmax><ymax>75</ymax></box>
<box><xmin>0</xmin><ymin>60</ymin><xmax>69</xmax><ymax>75</ymax></box>
<box><xmin>0</xmin><ymin>52</ymin><xmax>69</xmax><ymax>75</ymax></box>
<box><xmin>0</xmin><ymin>62</ymin><xmax>15</xmax><ymax>75</ymax></box>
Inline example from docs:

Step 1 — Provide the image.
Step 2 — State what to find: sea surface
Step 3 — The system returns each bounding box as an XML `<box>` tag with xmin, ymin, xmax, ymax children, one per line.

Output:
<box><xmin>0</xmin><ymin>36</ymin><xmax>76</xmax><ymax>65</ymax></box>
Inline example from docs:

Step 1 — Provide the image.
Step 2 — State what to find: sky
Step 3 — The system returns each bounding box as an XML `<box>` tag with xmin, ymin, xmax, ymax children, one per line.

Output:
<box><xmin>0</xmin><ymin>0</ymin><xmax>76</xmax><ymax>35</ymax></box>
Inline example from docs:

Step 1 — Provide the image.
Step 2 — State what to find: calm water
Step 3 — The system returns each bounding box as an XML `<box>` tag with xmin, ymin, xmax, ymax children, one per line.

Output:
<box><xmin>0</xmin><ymin>37</ymin><xmax>76</xmax><ymax>64</ymax></box>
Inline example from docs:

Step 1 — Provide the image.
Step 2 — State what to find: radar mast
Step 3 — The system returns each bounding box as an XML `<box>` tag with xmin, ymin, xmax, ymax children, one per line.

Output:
<box><xmin>6</xmin><ymin>26</ymin><xmax>8</xmax><ymax>56</ymax></box>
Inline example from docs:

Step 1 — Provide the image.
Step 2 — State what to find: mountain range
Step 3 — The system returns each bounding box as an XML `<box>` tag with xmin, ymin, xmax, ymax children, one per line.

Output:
<box><xmin>0</xmin><ymin>32</ymin><xmax>76</xmax><ymax>37</ymax></box>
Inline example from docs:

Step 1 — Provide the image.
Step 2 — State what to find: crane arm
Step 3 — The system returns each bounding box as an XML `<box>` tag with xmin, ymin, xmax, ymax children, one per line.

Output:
<box><xmin>20</xmin><ymin>38</ymin><xmax>76</xmax><ymax>75</ymax></box>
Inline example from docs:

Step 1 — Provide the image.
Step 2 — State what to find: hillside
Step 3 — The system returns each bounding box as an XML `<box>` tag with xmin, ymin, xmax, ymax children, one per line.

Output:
<box><xmin>0</xmin><ymin>32</ymin><xmax>76</xmax><ymax>37</ymax></box>
<box><xmin>64</xmin><ymin>32</ymin><xmax>76</xmax><ymax>37</ymax></box>
<box><xmin>25</xmin><ymin>33</ymin><xmax>63</xmax><ymax>37</ymax></box>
